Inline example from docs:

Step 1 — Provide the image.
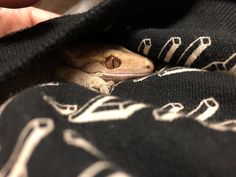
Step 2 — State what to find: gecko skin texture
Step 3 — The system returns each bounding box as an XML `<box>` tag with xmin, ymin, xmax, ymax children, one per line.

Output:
<box><xmin>56</xmin><ymin>43</ymin><xmax>154</xmax><ymax>94</ymax></box>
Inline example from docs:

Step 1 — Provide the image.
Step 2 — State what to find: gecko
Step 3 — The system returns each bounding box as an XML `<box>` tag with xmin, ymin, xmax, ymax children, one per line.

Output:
<box><xmin>56</xmin><ymin>43</ymin><xmax>154</xmax><ymax>94</ymax></box>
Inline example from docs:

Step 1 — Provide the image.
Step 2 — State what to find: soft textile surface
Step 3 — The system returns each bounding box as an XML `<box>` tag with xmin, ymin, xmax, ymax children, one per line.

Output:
<box><xmin>0</xmin><ymin>0</ymin><xmax>236</xmax><ymax>177</ymax></box>
<box><xmin>35</xmin><ymin>0</ymin><xmax>105</xmax><ymax>14</ymax></box>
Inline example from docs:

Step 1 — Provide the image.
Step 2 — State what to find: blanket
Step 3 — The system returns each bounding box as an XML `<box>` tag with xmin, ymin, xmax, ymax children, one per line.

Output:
<box><xmin>0</xmin><ymin>0</ymin><xmax>235</xmax><ymax>176</ymax></box>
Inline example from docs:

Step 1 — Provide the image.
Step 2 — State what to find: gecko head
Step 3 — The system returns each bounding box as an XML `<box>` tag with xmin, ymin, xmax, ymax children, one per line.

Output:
<box><xmin>101</xmin><ymin>54</ymin><xmax>154</xmax><ymax>82</ymax></box>
<box><xmin>63</xmin><ymin>43</ymin><xmax>154</xmax><ymax>82</ymax></box>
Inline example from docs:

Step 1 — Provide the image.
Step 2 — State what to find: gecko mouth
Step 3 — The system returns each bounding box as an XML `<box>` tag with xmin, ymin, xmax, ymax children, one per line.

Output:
<box><xmin>101</xmin><ymin>72</ymin><xmax>153</xmax><ymax>81</ymax></box>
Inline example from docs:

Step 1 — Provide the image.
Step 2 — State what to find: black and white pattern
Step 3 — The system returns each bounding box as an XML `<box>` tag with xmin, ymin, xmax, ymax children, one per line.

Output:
<box><xmin>0</xmin><ymin>0</ymin><xmax>236</xmax><ymax>176</ymax></box>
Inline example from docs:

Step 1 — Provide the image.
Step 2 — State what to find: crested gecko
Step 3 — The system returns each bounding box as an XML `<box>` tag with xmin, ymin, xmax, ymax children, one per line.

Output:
<box><xmin>56</xmin><ymin>43</ymin><xmax>154</xmax><ymax>94</ymax></box>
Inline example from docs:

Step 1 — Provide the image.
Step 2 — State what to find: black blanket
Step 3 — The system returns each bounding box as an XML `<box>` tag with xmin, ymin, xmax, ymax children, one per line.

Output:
<box><xmin>0</xmin><ymin>0</ymin><xmax>236</xmax><ymax>176</ymax></box>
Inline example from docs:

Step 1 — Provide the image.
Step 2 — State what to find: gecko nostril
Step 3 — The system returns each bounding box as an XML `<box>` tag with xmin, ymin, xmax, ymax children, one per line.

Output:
<box><xmin>145</xmin><ymin>64</ymin><xmax>152</xmax><ymax>70</ymax></box>
<box><xmin>144</xmin><ymin>61</ymin><xmax>154</xmax><ymax>71</ymax></box>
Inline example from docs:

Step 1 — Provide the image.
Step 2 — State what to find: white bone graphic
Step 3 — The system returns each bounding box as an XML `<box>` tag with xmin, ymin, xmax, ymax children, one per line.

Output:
<box><xmin>38</xmin><ymin>82</ymin><xmax>59</xmax><ymax>87</ymax></box>
<box><xmin>204</xmin><ymin>120</ymin><xmax>236</xmax><ymax>132</ymax></box>
<box><xmin>153</xmin><ymin>98</ymin><xmax>219</xmax><ymax>123</ymax></box>
<box><xmin>134</xmin><ymin>65</ymin><xmax>205</xmax><ymax>81</ymax></box>
<box><xmin>152</xmin><ymin>98</ymin><xmax>236</xmax><ymax>132</ymax></box>
<box><xmin>187</xmin><ymin>98</ymin><xmax>219</xmax><ymax>122</ymax></box>
<box><xmin>152</xmin><ymin>99</ymin><xmax>236</xmax><ymax>132</ymax></box>
<box><xmin>0</xmin><ymin>118</ymin><xmax>54</xmax><ymax>177</ymax></box>
<box><xmin>43</xmin><ymin>95</ymin><xmax>78</xmax><ymax>116</ymax></box>
<box><xmin>64</xmin><ymin>130</ymin><xmax>132</xmax><ymax>177</ymax></box>
<box><xmin>110</xmin><ymin>80</ymin><xmax>124</xmax><ymax>93</ymax></box>
<box><xmin>202</xmin><ymin>53</ymin><xmax>236</xmax><ymax>73</ymax></box>
<box><xmin>133</xmin><ymin>71</ymin><xmax>158</xmax><ymax>82</ymax></box>
<box><xmin>78</xmin><ymin>161</ymin><xmax>131</xmax><ymax>177</ymax></box>
<box><xmin>137</xmin><ymin>38</ymin><xmax>152</xmax><ymax>55</ymax></box>
<box><xmin>78</xmin><ymin>161</ymin><xmax>112</xmax><ymax>177</ymax></box>
<box><xmin>0</xmin><ymin>97</ymin><xmax>14</xmax><ymax>116</ymax></box>
<box><xmin>45</xmin><ymin>95</ymin><xmax>149</xmax><ymax>123</ymax></box>
<box><xmin>153</xmin><ymin>103</ymin><xmax>184</xmax><ymax>121</ymax></box>
<box><xmin>69</xmin><ymin>96</ymin><xmax>148</xmax><ymax>123</ymax></box>
<box><xmin>106</xmin><ymin>172</ymin><xmax>132</xmax><ymax>177</ymax></box>
<box><xmin>63</xmin><ymin>129</ymin><xmax>105</xmax><ymax>159</ymax></box>
<box><xmin>177</xmin><ymin>36</ymin><xmax>211</xmax><ymax>66</ymax></box>
<box><xmin>157</xmin><ymin>66</ymin><xmax>205</xmax><ymax>77</ymax></box>
<box><xmin>158</xmin><ymin>37</ymin><xmax>182</xmax><ymax>62</ymax></box>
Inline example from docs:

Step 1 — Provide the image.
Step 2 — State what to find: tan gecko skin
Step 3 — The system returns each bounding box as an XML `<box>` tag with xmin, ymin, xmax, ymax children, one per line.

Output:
<box><xmin>56</xmin><ymin>43</ymin><xmax>154</xmax><ymax>94</ymax></box>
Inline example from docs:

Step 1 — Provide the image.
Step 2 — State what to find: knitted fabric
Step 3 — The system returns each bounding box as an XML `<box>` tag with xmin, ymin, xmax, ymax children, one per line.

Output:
<box><xmin>0</xmin><ymin>0</ymin><xmax>235</xmax><ymax>177</ymax></box>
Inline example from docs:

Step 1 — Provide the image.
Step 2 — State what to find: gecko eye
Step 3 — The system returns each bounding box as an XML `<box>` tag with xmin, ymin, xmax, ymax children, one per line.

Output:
<box><xmin>105</xmin><ymin>55</ymin><xmax>121</xmax><ymax>69</ymax></box>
